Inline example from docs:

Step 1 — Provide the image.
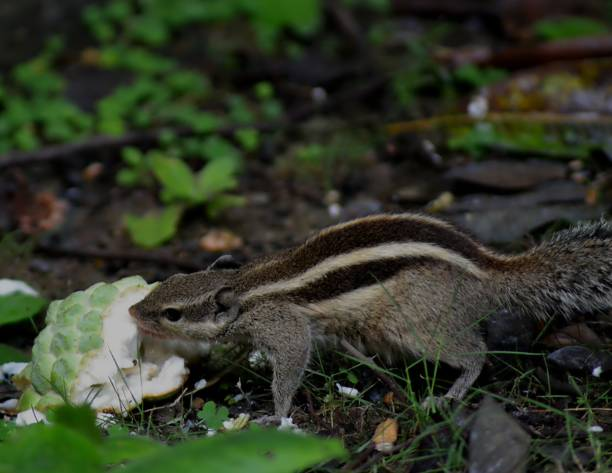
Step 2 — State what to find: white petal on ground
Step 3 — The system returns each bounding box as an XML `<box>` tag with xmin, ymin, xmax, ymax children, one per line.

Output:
<box><xmin>336</xmin><ymin>383</ymin><xmax>360</xmax><ymax>398</ymax></box>
<box><xmin>588</xmin><ymin>425</ymin><xmax>603</xmax><ymax>433</ymax></box>
<box><xmin>592</xmin><ymin>365</ymin><xmax>603</xmax><ymax>377</ymax></box>
<box><xmin>0</xmin><ymin>279</ymin><xmax>38</xmax><ymax>296</ymax></box>
<box><xmin>0</xmin><ymin>399</ymin><xmax>18</xmax><ymax>410</ymax></box>
<box><xmin>0</xmin><ymin>362</ymin><xmax>28</xmax><ymax>380</ymax></box>
<box><xmin>222</xmin><ymin>413</ymin><xmax>250</xmax><ymax>431</ymax></box>
<box><xmin>277</xmin><ymin>416</ymin><xmax>304</xmax><ymax>434</ymax></box>
<box><xmin>16</xmin><ymin>409</ymin><xmax>48</xmax><ymax>426</ymax></box>
<box><xmin>194</xmin><ymin>379</ymin><xmax>208</xmax><ymax>390</ymax></box>
<box><xmin>96</xmin><ymin>412</ymin><xmax>117</xmax><ymax>429</ymax></box>
<box><xmin>467</xmin><ymin>95</ymin><xmax>488</xmax><ymax>119</ymax></box>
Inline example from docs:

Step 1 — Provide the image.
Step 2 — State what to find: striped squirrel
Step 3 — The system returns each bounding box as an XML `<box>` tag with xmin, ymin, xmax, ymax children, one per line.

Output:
<box><xmin>129</xmin><ymin>213</ymin><xmax>612</xmax><ymax>417</ymax></box>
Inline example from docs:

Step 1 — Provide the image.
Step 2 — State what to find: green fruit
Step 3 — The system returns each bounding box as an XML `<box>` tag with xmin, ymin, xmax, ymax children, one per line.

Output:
<box><xmin>18</xmin><ymin>276</ymin><xmax>189</xmax><ymax>414</ymax></box>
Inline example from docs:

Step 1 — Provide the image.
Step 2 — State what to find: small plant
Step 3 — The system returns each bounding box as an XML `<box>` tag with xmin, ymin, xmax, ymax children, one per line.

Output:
<box><xmin>83</xmin><ymin>0</ymin><xmax>322</xmax><ymax>54</ymax></box>
<box><xmin>197</xmin><ymin>401</ymin><xmax>230</xmax><ymax>430</ymax></box>
<box><xmin>447</xmin><ymin>121</ymin><xmax>595</xmax><ymax>158</ymax></box>
<box><xmin>121</xmin><ymin>140</ymin><xmax>245</xmax><ymax>248</ymax></box>
<box><xmin>0</xmin><ymin>38</ymin><xmax>93</xmax><ymax>153</ymax></box>
<box><xmin>277</xmin><ymin>128</ymin><xmax>374</xmax><ymax>191</ymax></box>
<box><xmin>453</xmin><ymin>64</ymin><xmax>507</xmax><ymax>89</ymax></box>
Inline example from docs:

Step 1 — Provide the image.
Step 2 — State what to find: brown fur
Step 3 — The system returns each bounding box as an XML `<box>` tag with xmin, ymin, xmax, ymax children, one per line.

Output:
<box><xmin>130</xmin><ymin>214</ymin><xmax>612</xmax><ymax>417</ymax></box>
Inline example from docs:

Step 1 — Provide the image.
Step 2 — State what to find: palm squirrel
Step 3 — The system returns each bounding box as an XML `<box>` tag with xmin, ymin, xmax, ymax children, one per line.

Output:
<box><xmin>129</xmin><ymin>213</ymin><xmax>612</xmax><ymax>417</ymax></box>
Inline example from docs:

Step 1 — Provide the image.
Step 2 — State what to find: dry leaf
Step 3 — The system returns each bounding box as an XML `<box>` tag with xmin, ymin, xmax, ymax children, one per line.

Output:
<box><xmin>82</xmin><ymin>162</ymin><xmax>105</xmax><ymax>182</ymax></box>
<box><xmin>16</xmin><ymin>191</ymin><xmax>67</xmax><ymax>235</ymax></box>
<box><xmin>373</xmin><ymin>418</ymin><xmax>398</xmax><ymax>453</ymax></box>
<box><xmin>541</xmin><ymin>323</ymin><xmax>602</xmax><ymax>348</ymax></box>
<box><xmin>383</xmin><ymin>391</ymin><xmax>394</xmax><ymax>406</ymax></box>
<box><xmin>199</xmin><ymin>229</ymin><xmax>243</xmax><ymax>252</ymax></box>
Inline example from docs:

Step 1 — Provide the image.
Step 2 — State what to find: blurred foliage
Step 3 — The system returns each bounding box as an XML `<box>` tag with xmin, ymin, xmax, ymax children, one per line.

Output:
<box><xmin>453</xmin><ymin>65</ymin><xmax>508</xmax><ymax>89</ymax></box>
<box><xmin>448</xmin><ymin>121</ymin><xmax>595</xmax><ymax>158</ymax></box>
<box><xmin>0</xmin><ymin>38</ymin><xmax>93</xmax><ymax>153</ymax></box>
<box><xmin>0</xmin><ymin>344</ymin><xmax>29</xmax><ymax>364</ymax></box>
<box><xmin>277</xmin><ymin>126</ymin><xmax>375</xmax><ymax>191</ymax></box>
<box><xmin>0</xmin><ymin>405</ymin><xmax>345</xmax><ymax>473</ymax></box>
<box><xmin>84</xmin><ymin>0</ymin><xmax>322</xmax><ymax>53</ymax></box>
<box><xmin>533</xmin><ymin>16</ymin><xmax>609</xmax><ymax>41</ymax></box>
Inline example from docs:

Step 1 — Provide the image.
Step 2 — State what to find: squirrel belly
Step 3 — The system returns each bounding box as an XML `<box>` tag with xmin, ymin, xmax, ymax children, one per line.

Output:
<box><xmin>130</xmin><ymin>214</ymin><xmax>612</xmax><ymax>417</ymax></box>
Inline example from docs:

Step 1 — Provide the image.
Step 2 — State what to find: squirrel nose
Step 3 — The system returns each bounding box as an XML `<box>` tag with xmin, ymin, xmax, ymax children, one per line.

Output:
<box><xmin>128</xmin><ymin>305</ymin><xmax>139</xmax><ymax>318</ymax></box>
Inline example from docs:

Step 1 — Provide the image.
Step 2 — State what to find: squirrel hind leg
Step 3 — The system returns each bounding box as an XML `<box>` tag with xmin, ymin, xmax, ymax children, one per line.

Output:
<box><xmin>421</xmin><ymin>347</ymin><xmax>486</xmax><ymax>411</ymax></box>
<box><xmin>444</xmin><ymin>349</ymin><xmax>485</xmax><ymax>400</ymax></box>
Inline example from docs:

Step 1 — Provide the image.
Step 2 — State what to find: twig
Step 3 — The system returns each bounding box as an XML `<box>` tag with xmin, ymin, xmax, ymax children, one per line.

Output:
<box><xmin>34</xmin><ymin>243</ymin><xmax>211</xmax><ymax>271</ymax></box>
<box><xmin>386</xmin><ymin>111</ymin><xmax>612</xmax><ymax>135</ymax></box>
<box><xmin>477</xmin><ymin>36</ymin><xmax>612</xmax><ymax>69</ymax></box>
<box><xmin>0</xmin><ymin>122</ymin><xmax>276</xmax><ymax>170</ymax></box>
<box><xmin>340</xmin><ymin>339</ymin><xmax>408</xmax><ymax>404</ymax></box>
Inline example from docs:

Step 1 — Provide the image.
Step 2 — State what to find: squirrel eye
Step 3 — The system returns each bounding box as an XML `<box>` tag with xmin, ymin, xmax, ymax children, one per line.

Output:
<box><xmin>162</xmin><ymin>308</ymin><xmax>182</xmax><ymax>322</ymax></box>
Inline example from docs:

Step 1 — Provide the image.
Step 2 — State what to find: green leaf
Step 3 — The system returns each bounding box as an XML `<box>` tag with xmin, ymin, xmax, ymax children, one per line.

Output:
<box><xmin>235</xmin><ymin>128</ymin><xmax>260</xmax><ymax>152</ymax></box>
<box><xmin>124</xmin><ymin>206</ymin><xmax>183</xmax><ymax>248</ymax></box>
<box><xmin>196</xmin><ymin>158</ymin><xmax>240</xmax><ymax>199</ymax></box>
<box><xmin>206</xmin><ymin>195</ymin><xmax>246</xmax><ymax>219</ymax></box>
<box><xmin>150</xmin><ymin>153</ymin><xmax>198</xmax><ymax>203</ymax></box>
<box><xmin>0</xmin><ymin>343</ymin><xmax>29</xmax><ymax>363</ymax></box>
<box><xmin>534</xmin><ymin>16</ymin><xmax>609</xmax><ymax>41</ymax></box>
<box><xmin>0</xmin><ymin>293</ymin><xmax>47</xmax><ymax>326</ymax></box>
<box><xmin>113</xmin><ymin>429</ymin><xmax>345</xmax><ymax>473</ymax></box>
<box><xmin>102</xmin><ymin>432</ymin><xmax>165</xmax><ymax>465</ymax></box>
<box><xmin>254</xmin><ymin>81</ymin><xmax>274</xmax><ymax>101</ymax></box>
<box><xmin>116</xmin><ymin>169</ymin><xmax>142</xmax><ymax>187</ymax></box>
<box><xmin>0</xmin><ymin>424</ymin><xmax>102</xmax><ymax>473</ymax></box>
<box><xmin>346</xmin><ymin>371</ymin><xmax>359</xmax><ymax>385</ymax></box>
<box><xmin>197</xmin><ymin>401</ymin><xmax>229</xmax><ymax>430</ymax></box>
<box><xmin>129</xmin><ymin>16</ymin><xmax>170</xmax><ymax>47</ymax></box>
<box><xmin>244</xmin><ymin>0</ymin><xmax>321</xmax><ymax>35</ymax></box>
<box><xmin>454</xmin><ymin>64</ymin><xmax>507</xmax><ymax>88</ymax></box>
<box><xmin>200</xmin><ymin>136</ymin><xmax>241</xmax><ymax>162</ymax></box>
<box><xmin>0</xmin><ymin>420</ymin><xmax>16</xmax><ymax>441</ymax></box>
<box><xmin>47</xmin><ymin>405</ymin><xmax>101</xmax><ymax>443</ymax></box>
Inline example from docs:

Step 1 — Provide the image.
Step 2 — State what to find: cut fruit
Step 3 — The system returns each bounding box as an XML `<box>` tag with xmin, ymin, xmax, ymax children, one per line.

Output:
<box><xmin>17</xmin><ymin>276</ymin><xmax>190</xmax><ymax>413</ymax></box>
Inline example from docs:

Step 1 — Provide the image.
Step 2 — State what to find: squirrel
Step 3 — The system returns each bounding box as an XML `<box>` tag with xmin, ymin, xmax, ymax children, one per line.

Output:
<box><xmin>129</xmin><ymin>213</ymin><xmax>612</xmax><ymax>418</ymax></box>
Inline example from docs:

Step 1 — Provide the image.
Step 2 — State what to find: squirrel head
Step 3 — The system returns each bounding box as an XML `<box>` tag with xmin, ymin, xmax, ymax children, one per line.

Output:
<box><xmin>129</xmin><ymin>269</ymin><xmax>240</xmax><ymax>340</ymax></box>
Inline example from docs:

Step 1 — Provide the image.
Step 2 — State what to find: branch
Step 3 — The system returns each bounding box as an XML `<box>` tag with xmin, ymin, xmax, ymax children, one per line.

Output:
<box><xmin>34</xmin><ymin>243</ymin><xmax>214</xmax><ymax>271</ymax></box>
<box><xmin>386</xmin><ymin>112</ymin><xmax>612</xmax><ymax>135</ymax></box>
<box><xmin>0</xmin><ymin>122</ymin><xmax>275</xmax><ymax>170</ymax></box>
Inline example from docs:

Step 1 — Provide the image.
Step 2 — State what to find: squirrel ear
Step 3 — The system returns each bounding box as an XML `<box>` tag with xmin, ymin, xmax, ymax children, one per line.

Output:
<box><xmin>214</xmin><ymin>287</ymin><xmax>236</xmax><ymax>311</ymax></box>
<box><xmin>207</xmin><ymin>254</ymin><xmax>241</xmax><ymax>271</ymax></box>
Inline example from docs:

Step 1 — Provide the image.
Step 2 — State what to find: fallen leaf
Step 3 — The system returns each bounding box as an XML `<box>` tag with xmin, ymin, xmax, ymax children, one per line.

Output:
<box><xmin>372</xmin><ymin>418</ymin><xmax>398</xmax><ymax>454</ymax></box>
<box><xmin>541</xmin><ymin>323</ymin><xmax>603</xmax><ymax>348</ymax></box>
<box><xmin>82</xmin><ymin>162</ymin><xmax>105</xmax><ymax>182</ymax></box>
<box><xmin>426</xmin><ymin>191</ymin><xmax>454</xmax><ymax>213</ymax></box>
<box><xmin>383</xmin><ymin>391</ymin><xmax>394</xmax><ymax>406</ymax></box>
<box><xmin>14</xmin><ymin>190</ymin><xmax>67</xmax><ymax>235</ymax></box>
<box><xmin>199</xmin><ymin>229</ymin><xmax>243</xmax><ymax>253</ymax></box>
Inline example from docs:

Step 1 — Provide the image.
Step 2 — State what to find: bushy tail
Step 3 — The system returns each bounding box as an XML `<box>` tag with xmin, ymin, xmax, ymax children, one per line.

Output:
<box><xmin>493</xmin><ymin>220</ymin><xmax>612</xmax><ymax>319</ymax></box>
